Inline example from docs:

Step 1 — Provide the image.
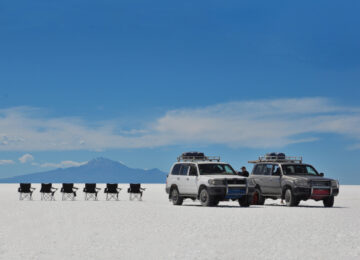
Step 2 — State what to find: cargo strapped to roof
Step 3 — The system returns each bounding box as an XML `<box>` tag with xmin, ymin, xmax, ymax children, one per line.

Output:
<box><xmin>248</xmin><ymin>155</ymin><xmax>302</xmax><ymax>164</ymax></box>
<box><xmin>177</xmin><ymin>155</ymin><xmax>220</xmax><ymax>162</ymax></box>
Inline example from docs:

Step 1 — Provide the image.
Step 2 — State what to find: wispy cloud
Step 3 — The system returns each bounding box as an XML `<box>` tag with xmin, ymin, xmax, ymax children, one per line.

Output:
<box><xmin>0</xmin><ymin>98</ymin><xmax>360</xmax><ymax>150</ymax></box>
<box><xmin>0</xmin><ymin>159</ymin><xmax>15</xmax><ymax>165</ymax></box>
<box><xmin>19</xmin><ymin>153</ymin><xmax>34</xmax><ymax>163</ymax></box>
<box><xmin>35</xmin><ymin>160</ymin><xmax>88</xmax><ymax>168</ymax></box>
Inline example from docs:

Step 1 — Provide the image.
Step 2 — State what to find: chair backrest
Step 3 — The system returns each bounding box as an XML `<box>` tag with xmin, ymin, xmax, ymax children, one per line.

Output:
<box><xmin>62</xmin><ymin>183</ymin><xmax>74</xmax><ymax>193</ymax></box>
<box><xmin>129</xmin><ymin>183</ymin><xmax>141</xmax><ymax>193</ymax></box>
<box><xmin>85</xmin><ymin>183</ymin><xmax>96</xmax><ymax>192</ymax></box>
<box><xmin>40</xmin><ymin>183</ymin><xmax>52</xmax><ymax>193</ymax></box>
<box><xmin>106</xmin><ymin>183</ymin><xmax>118</xmax><ymax>193</ymax></box>
<box><xmin>19</xmin><ymin>183</ymin><xmax>31</xmax><ymax>192</ymax></box>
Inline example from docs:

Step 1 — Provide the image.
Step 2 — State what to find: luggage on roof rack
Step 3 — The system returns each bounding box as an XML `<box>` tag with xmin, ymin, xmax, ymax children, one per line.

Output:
<box><xmin>182</xmin><ymin>152</ymin><xmax>205</xmax><ymax>157</ymax></box>
<box><xmin>248</xmin><ymin>153</ymin><xmax>302</xmax><ymax>164</ymax></box>
<box><xmin>177</xmin><ymin>152</ymin><xmax>220</xmax><ymax>162</ymax></box>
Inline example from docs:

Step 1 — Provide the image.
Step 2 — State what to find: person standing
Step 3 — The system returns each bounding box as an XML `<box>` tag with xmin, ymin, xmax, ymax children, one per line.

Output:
<box><xmin>240</xmin><ymin>166</ymin><xmax>249</xmax><ymax>177</ymax></box>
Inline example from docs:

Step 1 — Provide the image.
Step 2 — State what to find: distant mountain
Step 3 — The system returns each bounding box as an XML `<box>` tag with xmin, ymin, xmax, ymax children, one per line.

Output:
<box><xmin>0</xmin><ymin>157</ymin><xmax>167</xmax><ymax>183</ymax></box>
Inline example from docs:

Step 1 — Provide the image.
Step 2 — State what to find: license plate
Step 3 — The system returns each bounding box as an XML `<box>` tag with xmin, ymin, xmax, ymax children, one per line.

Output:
<box><xmin>227</xmin><ymin>188</ymin><xmax>246</xmax><ymax>195</ymax></box>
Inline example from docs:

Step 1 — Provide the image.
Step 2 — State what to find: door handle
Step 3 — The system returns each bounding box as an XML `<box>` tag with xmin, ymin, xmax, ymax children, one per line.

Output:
<box><xmin>177</xmin><ymin>177</ymin><xmax>180</xmax><ymax>180</ymax></box>
<box><xmin>186</xmin><ymin>178</ymin><xmax>189</xmax><ymax>180</ymax></box>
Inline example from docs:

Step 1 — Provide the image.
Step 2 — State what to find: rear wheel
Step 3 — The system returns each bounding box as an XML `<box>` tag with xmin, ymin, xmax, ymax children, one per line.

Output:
<box><xmin>199</xmin><ymin>188</ymin><xmax>216</xmax><ymax>207</ymax></box>
<box><xmin>284</xmin><ymin>188</ymin><xmax>298</xmax><ymax>207</ymax></box>
<box><xmin>239</xmin><ymin>195</ymin><xmax>251</xmax><ymax>207</ymax></box>
<box><xmin>323</xmin><ymin>196</ymin><xmax>334</xmax><ymax>207</ymax></box>
<box><xmin>251</xmin><ymin>188</ymin><xmax>265</xmax><ymax>205</ymax></box>
<box><xmin>171</xmin><ymin>188</ymin><xmax>183</xmax><ymax>206</ymax></box>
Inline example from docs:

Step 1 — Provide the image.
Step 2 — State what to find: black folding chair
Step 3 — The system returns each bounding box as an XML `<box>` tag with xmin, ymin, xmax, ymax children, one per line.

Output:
<box><xmin>61</xmin><ymin>183</ymin><xmax>78</xmax><ymax>201</ymax></box>
<box><xmin>83</xmin><ymin>183</ymin><xmax>101</xmax><ymax>201</ymax></box>
<box><xmin>18</xmin><ymin>183</ymin><xmax>35</xmax><ymax>200</ymax></box>
<box><xmin>104</xmin><ymin>184</ymin><xmax>121</xmax><ymax>201</ymax></box>
<box><xmin>127</xmin><ymin>183</ymin><xmax>146</xmax><ymax>201</ymax></box>
<box><xmin>40</xmin><ymin>183</ymin><xmax>58</xmax><ymax>201</ymax></box>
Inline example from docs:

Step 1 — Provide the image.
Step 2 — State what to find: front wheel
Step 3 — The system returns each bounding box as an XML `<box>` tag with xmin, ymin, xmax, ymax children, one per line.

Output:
<box><xmin>239</xmin><ymin>195</ymin><xmax>251</xmax><ymax>207</ymax></box>
<box><xmin>284</xmin><ymin>188</ymin><xmax>298</xmax><ymax>207</ymax></box>
<box><xmin>171</xmin><ymin>188</ymin><xmax>183</xmax><ymax>206</ymax></box>
<box><xmin>199</xmin><ymin>188</ymin><xmax>216</xmax><ymax>207</ymax></box>
<box><xmin>251</xmin><ymin>188</ymin><xmax>265</xmax><ymax>205</ymax></box>
<box><xmin>323</xmin><ymin>196</ymin><xmax>334</xmax><ymax>207</ymax></box>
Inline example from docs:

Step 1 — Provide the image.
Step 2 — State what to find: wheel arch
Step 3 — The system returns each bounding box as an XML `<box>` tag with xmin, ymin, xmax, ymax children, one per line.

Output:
<box><xmin>282</xmin><ymin>184</ymin><xmax>293</xmax><ymax>199</ymax></box>
<box><xmin>169</xmin><ymin>184</ymin><xmax>179</xmax><ymax>199</ymax></box>
<box><xmin>197</xmin><ymin>184</ymin><xmax>208</xmax><ymax>199</ymax></box>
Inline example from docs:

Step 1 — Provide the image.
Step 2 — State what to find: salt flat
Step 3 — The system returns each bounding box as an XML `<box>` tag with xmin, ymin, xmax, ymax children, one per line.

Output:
<box><xmin>0</xmin><ymin>184</ymin><xmax>359</xmax><ymax>260</ymax></box>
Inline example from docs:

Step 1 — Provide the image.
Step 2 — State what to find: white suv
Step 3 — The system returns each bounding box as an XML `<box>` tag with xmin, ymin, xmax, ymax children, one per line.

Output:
<box><xmin>165</xmin><ymin>152</ymin><xmax>256</xmax><ymax>207</ymax></box>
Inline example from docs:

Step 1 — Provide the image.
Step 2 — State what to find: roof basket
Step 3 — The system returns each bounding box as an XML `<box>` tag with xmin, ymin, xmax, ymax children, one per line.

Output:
<box><xmin>248</xmin><ymin>153</ymin><xmax>302</xmax><ymax>164</ymax></box>
<box><xmin>177</xmin><ymin>152</ymin><xmax>220</xmax><ymax>162</ymax></box>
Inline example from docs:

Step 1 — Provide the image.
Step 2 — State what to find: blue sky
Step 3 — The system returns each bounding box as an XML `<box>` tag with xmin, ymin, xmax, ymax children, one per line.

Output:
<box><xmin>1</xmin><ymin>0</ymin><xmax>360</xmax><ymax>183</ymax></box>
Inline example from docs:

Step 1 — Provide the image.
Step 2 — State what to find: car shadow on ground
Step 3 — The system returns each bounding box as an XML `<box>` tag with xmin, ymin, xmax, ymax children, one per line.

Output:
<box><xmin>264</xmin><ymin>203</ymin><xmax>347</xmax><ymax>209</ymax></box>
<box><xmin>181</xmin><ymin>203</ymin><xmax>347</xmax><ymax>208</ymax></box>
<box><xmin>181</xmin><ymin>204</ymin><xmax>264</xmax><ymax>208</ymax></box>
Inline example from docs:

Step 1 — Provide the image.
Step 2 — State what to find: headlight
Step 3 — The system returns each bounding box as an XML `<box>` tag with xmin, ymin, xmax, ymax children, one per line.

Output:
<box><xmin>295</xmin><ymin>179</ymin><xmax>309</xmax><ymax>187</ymax></box>
<box><xmin>331</xmin><ymin>180</ymin><xmax>339</xmax><ymax>188</ymax></box>
<box><xmin>247</xmin><ymin>178</ymin><xmax>256</xmax><ymax>186</ymax></box>
<box><xmin>208</xmin><ymin>179</ymin><xmax>225</xmax><ymax>185</ymax></box>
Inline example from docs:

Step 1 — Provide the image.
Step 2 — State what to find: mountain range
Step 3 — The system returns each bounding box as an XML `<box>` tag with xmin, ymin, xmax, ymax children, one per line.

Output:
<box><xmin>0</xmin><ymin>157</ymin><xmax>167</xmax><ymax>183</ymax></box>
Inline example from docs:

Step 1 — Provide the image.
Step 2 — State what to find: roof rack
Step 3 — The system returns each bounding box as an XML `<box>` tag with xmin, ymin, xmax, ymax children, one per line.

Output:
<box><xmin>177</xmin><ymin>155</ymin><xmax>221</xmax><ymax>162</ymax></box>
<box><xmin>248</xmin><ymin>155</ymin><xmax>302</xmax><ymax>164</ymax></box>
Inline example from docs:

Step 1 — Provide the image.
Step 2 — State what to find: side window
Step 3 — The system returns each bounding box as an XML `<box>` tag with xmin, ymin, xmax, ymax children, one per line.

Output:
<box><xmin>189</xmin><ymin>164</ymin><xmax>198</xmax><ymax>176</ymax></box>
<box><xmin>253</xmin><ymin>165</ymin><xmax>261</xmax><ymax>175</ymax></box>
<box><xmin>171</xmin><ymin>164</ymin><xmax>181</xmax><ymax>175</ymax></box>
<box><xmin>272</xmin><ymin>165</ymin><xmax>281</xmax><ymax>176</ymax></box>
<box><xmin>180</xmin><ymin>165</ymin><xmax>189</xmax><ymax>176</ymax></box>
<box><xmin>263</xmin><ymin>164</ymin><xmax>273</xmax><ymax>176</ymax></box>
<box><xmin>306</xmin><ymin>166</ymin><xmax>317</xmax><ymax>175</ymax></box>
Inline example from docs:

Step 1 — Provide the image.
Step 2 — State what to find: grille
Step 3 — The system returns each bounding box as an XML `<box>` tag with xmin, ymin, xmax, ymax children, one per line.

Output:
<box><xmin>311</xmin><ymin>181</ymin><xmax>330</xmax><ymax>187</ymax></box>
<box><xmin>226</xmin><ymin>179</ymin><xmax>246</xmax><ymax>185</ymax></box>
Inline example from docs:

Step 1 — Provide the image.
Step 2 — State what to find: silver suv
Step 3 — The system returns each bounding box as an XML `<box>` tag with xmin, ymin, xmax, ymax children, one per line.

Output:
<box><xmin>248</xmin><ymin>153</ymin><xmax>340</xmax><ymax>207</ymax></box>
<box><xmin>165</xmin><ymin>152</ymin><xmax>255</xmax><ymax>207</ymax></box>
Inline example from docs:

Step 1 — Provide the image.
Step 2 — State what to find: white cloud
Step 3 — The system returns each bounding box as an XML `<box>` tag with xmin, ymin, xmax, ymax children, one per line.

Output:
<box><xmin>0</xmin><ymin>159</ymin><xmax>14</xmax><ymax>165</ymax></box>
<box><xmin>19</xmin><ymin>153</ymin><xmax>34</xmax><ymax>163</ymax></box>
<box><xmin>0</xmin><ymin>98</ymin><xmax>360</xmax><ymax>150</ymax></box>
<box><xmin>39</xmin><ymin>160</ymin><xmax>88</xmax><ymax>168</ymax></box>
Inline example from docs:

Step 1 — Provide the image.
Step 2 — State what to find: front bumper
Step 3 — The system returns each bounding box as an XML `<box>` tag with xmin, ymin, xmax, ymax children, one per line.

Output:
<box><xmin>293</xmin><ymin>187</ymin><xmax>339</xmax><ymax>198</ymax></box>
<box><xmin>208</xmin><ymin>185</ymin><xmax>255</xmax><ymax>199</ymax></box>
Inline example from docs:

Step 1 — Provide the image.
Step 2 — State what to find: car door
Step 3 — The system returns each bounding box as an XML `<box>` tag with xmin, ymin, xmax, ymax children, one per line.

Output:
<box><xmin>183</xmin><ymin>164</ymin><xmax>198</xmax><ymax>195</ymax></box>
<box><xmin>168</xmin><ymin>163</ymin><xmax>181</xmax><ymax>191</ymax></box>
<box><xmin>268</xmin><ymin>164</ymin><xmax>282</xmax><ymax>195</ymax></box>
<box><xmin>178</xmin><ymin>164</ymin><xmax>189</xmax><ymax>194</ymax></box>
<box><xmin>260</xmin><ymin>164</ymin><xmax>273</xmax><ymax>194</ymax></box>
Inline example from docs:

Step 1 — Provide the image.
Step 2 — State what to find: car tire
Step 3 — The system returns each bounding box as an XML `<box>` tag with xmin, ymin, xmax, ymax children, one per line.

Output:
<box><xmin>284</xmin><ymin>188</ymin><xmax>298</xmax><ymax>207</ymax></box>
<box><xmin>323</xmin><ymin>196</ymin><xmax>334</xmax><ymax>207</ymax></box>
<box><xmin>251</xmin><ymin>188</ymin><xmax>265</xmax><ymax>205</ymax></box>
<box><xmin>171</xmin><ymin>188</ymin><xmax>183</xmax><ymax>206</ymax></box>
<box><xmin>199</xmin><ymin>188</ymin><xmax>216</xmax><ymax>207</ymax></box>
<box><xmin>239</xmin><ymin>195</ymin><xmax>251</xmax><ymax>207</ymax></box>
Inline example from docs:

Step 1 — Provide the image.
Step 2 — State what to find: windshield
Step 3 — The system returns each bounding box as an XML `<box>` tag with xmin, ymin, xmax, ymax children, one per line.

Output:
<box><xmin>282</xmin><ymin>164</ymin><xmax>319</xmax><ymax>176</ymax></box>
<box><xmin>198</xmin><ymin>164</ymin><xmax>237</xmax><ymax>175</ymax></box>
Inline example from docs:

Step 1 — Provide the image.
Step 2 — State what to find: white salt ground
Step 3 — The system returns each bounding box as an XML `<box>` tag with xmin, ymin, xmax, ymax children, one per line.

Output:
<box><xmin>0</xmin><ymin>184</ymin><xmax>359</xmax><ymax>260</ymax></box>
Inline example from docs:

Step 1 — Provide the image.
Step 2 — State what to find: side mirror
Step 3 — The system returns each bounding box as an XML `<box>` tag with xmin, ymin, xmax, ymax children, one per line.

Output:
<box><xmin>319</xmin><ymin>172</ymin><xmax>324</xmax><ymax>177</ymax></box>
